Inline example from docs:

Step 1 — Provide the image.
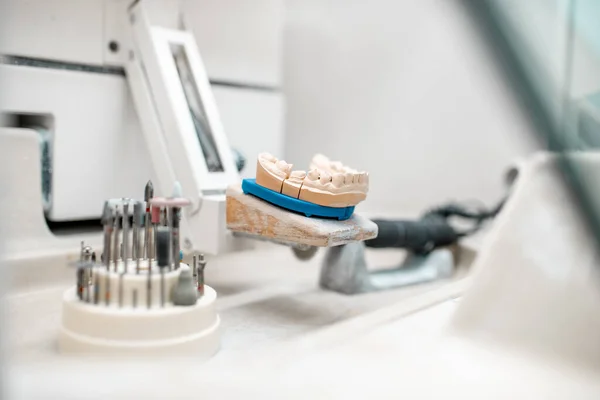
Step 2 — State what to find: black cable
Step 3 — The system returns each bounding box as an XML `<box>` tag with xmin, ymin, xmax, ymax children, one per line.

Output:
<box><xmin>365</xmin><ymin>196</ymin><xmax>506</xmax><ymax>254</ymax></box>
<box><xmin>422</xmin><ymin>196</ymin><xmax>506</xmax><ymax>237</ymax></box>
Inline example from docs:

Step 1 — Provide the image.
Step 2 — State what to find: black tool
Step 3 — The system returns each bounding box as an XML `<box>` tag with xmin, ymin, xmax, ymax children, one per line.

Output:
<box><xmin>366</xmin><ymin>199</ymin><xmax>505</xmax><ymax>254</ymax></box>
<box><xmin>156</xmin><ymin>226</ymin><xmax>171</xmax><ymax>307</ymax></box>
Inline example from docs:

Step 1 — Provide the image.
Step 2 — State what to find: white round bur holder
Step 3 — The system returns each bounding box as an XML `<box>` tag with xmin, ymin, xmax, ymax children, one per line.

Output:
<box><xmin>59</xmin><ymin>260</ymin><xmax>220</xmax><ymax>358</ymax></box>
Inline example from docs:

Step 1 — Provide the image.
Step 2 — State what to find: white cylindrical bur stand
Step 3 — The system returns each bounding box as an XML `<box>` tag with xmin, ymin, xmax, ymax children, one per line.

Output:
<box><xmin>58</xmin><ymin>261</ymin><xmax>220</xmax><ymax>357</ymax></box>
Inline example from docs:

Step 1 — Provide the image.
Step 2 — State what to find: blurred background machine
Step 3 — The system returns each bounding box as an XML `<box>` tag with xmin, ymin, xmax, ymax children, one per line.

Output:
<box><xmin>0</xmin><ymin>0</ymin><xmax>285</xmax><ymax>256</ymax></box>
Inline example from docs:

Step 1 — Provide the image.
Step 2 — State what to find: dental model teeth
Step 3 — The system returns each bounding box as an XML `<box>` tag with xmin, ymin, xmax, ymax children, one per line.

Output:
<box><xmin>256</xmin><ymin>152</ymin><xmax>293</xmax><ymax>192</ymax></box>
<box><xmin>319</xmin><ymin>172</ymin><xmax>332</xmax><ymax>184</ymax></box>
<box><xmin>254</xmin><ymin>152</ymin><xmax>369</xmax><ymax>208</ymax></box>
<box><xmin>276</xmin><ymin>160</ymin><xmax>292</xmax><ymax>175</ymax></box>
<box><xmin>358</xmin><ymin>172</ymin><xmax>368</xmax><ymax>185</ymax></box>
<box><xmin>306</xmin><ymin>169</ymin><xmax>320</xmax><ymax>181</ymax></box>
<box><xmin>345</xmin><ymin>172</ymin><xmax>354</xmax><ymax>185</ymax></box>
<box><xmin>290</xmin><ymin>170</ymin><xmax>307</xmax><ymax>180</ymax></box>
<box><xmin>281</xmin><ymin>170</ymin><xmax>306</xmax><ymax>198</ymax></box>
<box><xmin>331</xmin><ymin>173</ymin><xmax>344</xmax><ymax>187</ymax></box>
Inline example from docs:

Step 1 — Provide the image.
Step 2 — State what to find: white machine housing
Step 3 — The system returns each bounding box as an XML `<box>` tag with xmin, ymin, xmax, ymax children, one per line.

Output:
<box><xmin>0</xmin><ymin>0</ymin><xmax>285</xmax><ymax>255</ymax></box>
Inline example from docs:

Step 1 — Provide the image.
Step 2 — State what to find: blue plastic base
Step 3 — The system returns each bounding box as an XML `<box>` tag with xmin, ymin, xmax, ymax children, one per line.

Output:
<box><xmin>241</xmin><ymin>179</ymin><xmax>355</xmax><ymax>221</ymax></box>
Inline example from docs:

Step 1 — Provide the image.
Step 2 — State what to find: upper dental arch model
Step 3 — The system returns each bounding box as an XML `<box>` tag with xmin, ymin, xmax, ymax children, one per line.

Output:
<box><xmin>255</xmin><ymin>152</ymin><xmax>369</xmax><ymax>208</ymax></box>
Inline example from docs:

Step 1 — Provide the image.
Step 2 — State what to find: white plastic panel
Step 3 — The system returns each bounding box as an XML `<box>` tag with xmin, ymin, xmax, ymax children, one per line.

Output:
<box><xmin>0</xmin><ymin>0</ymin><xmax>105</xmax><ymax>65</ymax></box>
<box><xmin>182</xmin><ymin>0</ymin><xmax>284</xmax><ymax>87</ymax></box>
<box><xmin>0</xmin><ymin>64</ymin><xmax>155</xmax><ymax>221</ymax></box>
<box><xmin>212</xmin><ymin>86</ymin><xmax>284</xmax><ymax>178</ymax></box>
<box><xmin>0</xmin><ymin>66</ymin><xmax>283</xmax><ymax>221</ymax></box>
<box><xmin>128</xmin><ymin>1</ymin><xmax>240</xmax><ymax>205</ymax></box>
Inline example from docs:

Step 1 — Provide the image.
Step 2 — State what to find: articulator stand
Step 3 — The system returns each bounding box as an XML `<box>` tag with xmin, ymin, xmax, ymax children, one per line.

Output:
<box><xmin>226</xmin><ymin>185</ymin><xmax>455</xmax><ymax>294</ymax></box>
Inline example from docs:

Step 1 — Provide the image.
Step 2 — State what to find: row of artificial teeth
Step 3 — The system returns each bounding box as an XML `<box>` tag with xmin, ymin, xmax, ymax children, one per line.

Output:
<box><xmin>305</xmin><ymin>169</ymin><xmax>368</xmax><ymax>187</ymax></box>
<box><xmin>259</xmin><ymin>153</ymin><xmax>292</xmax><ymax>178</ymax></box>
<box><xmin>311</xmin><ymin>159</ymin><xmax>351</xmax><ymax>172</ymax></box>
<box><xmin>260</xmin><ymin>152</ymin><xmax>367</xmax><ymax>186</ymax></box>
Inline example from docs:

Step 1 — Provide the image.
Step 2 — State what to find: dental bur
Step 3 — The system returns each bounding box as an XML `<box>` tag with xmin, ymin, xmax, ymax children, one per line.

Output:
<box><xmin>59</xmin><ymin>180</ymin><xmax>221</xmax><ymax>357</ymax></box>
<box><xmin>193</xmin><ymin>255</ymin><xmax>197</xmax><ymax>287</ymax></box>
<box><xmin>144</xmin><ymin>181</ymin><xmax>154</xmax><ymax>260</ymax></box>
<box><xmin>156</xmin><ymin>227</ymin><xmax>171</xmax><ymax>307</ymax></box>
<box><xmin>102</xmin><ymin>202</ymin><xmax>113</xmax><ymax>271</ymax></box>
<box><xmin>151</xmin><ymin>203</ymin><xmax>161</xmax><ymax>263</ymax></box>
<box><xmin>122</xmin><ymin>200</ymin><xmax>130</xmax><ymax>273</ymax></box>
<box><xmin>133</xmin><ymin>201</ymin><xmax>142</xmax><ymax>274</ymax></box>
<box><xmin>171</xmin><ymin>181</ymin><xmax>185</xmax><ymax>269</ymax></box>
<box><xmin>197</xmin><ymin>254</ymin><xmax>206</xmax><ymax>297</ymax></box>
<box><xmin>132</xmin><ymin>201</ymin><xmax>140</xmax><ymax>259</ymax></box>
<box><xmin>77</xmin><ymin>241</ymin><xmax>84</xmax><ymax>300</ymax></box>
<box><xmin>113</xmin><ymin>210</ymin><xmax>120</xmax><ymax>273</ymax></box>
<box><xmin>147</xmin><ymin>262</ymin><xmax>152</xmax><ymax>309</ymax></box>
<box><xmin>82</xmin><ymin>245</ymin><xmax>93</xmax><ymax>303</ymax></box>
<box><xmin>101</xmin><ymin>202</ymin><xmax>113</xmax><ymax>305</ymax></box>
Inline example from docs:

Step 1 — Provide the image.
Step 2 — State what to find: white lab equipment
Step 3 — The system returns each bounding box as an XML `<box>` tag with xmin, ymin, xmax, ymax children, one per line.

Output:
<box><xmin>0</xmin><ymin>0</ymin><xmax>284</xmax><ymax>256</ymax></box>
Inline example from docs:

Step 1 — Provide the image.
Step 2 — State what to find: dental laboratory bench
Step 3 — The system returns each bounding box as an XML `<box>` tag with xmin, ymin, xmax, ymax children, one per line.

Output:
<box><xmin>2</xmin><ymin>1</ymin><xmax>600</xmax><ymax>398</ymax></box>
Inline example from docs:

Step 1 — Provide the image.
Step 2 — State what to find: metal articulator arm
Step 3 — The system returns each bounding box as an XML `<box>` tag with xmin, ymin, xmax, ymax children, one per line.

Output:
<box><xmin>226</xmin><ymin>183</ymin><xmax>456</xmax><ymax>294</ymax></box>
<box><xmin>318</xmin><ymin>242</ymin><xmax>454</xmax><ymax>294</ymax></box>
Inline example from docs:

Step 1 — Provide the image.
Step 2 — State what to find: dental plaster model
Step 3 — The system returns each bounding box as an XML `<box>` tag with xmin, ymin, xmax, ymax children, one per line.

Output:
<box><xmin>255</xmin><ymin>153</ymin><xmax>369</xmax><ymax>208</ymax></box>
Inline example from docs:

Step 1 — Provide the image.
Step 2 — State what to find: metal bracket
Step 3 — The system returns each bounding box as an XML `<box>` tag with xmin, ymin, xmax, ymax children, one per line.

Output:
<box><xmin>319</xmin><ymin>242</ymin><xmax>455</xmax><ymax>295</ymax></box>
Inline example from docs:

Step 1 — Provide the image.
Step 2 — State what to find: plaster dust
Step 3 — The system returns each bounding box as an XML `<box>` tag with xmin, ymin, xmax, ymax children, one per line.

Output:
<box><xmin>6</xmin><ymin>243</ymin><xmax>473</xmax><ymax>378</ymax></box>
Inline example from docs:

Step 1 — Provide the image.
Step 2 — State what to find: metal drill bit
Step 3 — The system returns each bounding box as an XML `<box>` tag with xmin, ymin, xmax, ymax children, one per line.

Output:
<box><xmin>168</xmin><ymin>207</ymin><xmax>175</xmax><ymax>271</ymax></box>
<box><xmin>144</xmin><ymin>181</ymin><xmax>154</xmax><ymax>260</ymax></box>
<box><xmin>88</xmin><ymin>252</ymin><xmax>96</xmax><ymax>303</ymax></box>
<box><xmin>156</xmin><ymin>227</ymin><xmax>170</xmax><ymax>307</ymax></box>
<box><xmin>123</xmin><ymin>200</ymin><xmax>130</xmax><ymax>273</ymax></box>
<box><xmin>71</xmin><ymin>259</ymin><xmax>94</xmax><ymax>302</ymax></box>
<box><xmin>170</xmin><ymin>207</ymin><xmax>181</xmax><ymax>270</ymax></box>
<box><xmin>144</xmin><ymin>180</ymin><xmax>154</xmax><ymax>205</ymax></box>
<box><xmin>173</xmin><ymin>216</ymin><xmax>181</xmax><ymax>270</ymax></box>
<box><xmin>197</xmin><ymin>253</ymin><xmax>206</xmax><ymax>297</ymax></box>
<box><xmin>107</xmin><ymin>210</ymin><xmax>120</xmax><ymax>305</ymax></box>
<box><xmin>171</xmin><ymin>181</ymin><xmax>183</xmax><ymax>270</ymax></box>
<box><xmin>105</xmin><ymin>263</ymin><xmax>111</xmax><ymax>306</ymax></box>
<box><xmin>152</xmin><ymin>205</ymin><xmax>161</xmax><ymax>262</ymax></box>
<box><xmin>136</xmin><ymin>250</ymin><xmax>141</xmax><ymax>275</ymax></box>
<box><xmin>133</xmin><ymin>201</ymin><xmax>142</xmax><ymax>272</ymax></box>
<box><xmin>94</xmin><ymin>273</ymin><xmax>100</xmax><ymax>305</ymax></box>
<box><xmin>193</xmin><ymin>255</ymin><xmax>197</xmax><ymax>287</ymax></box>
<box><xmin>82</xmin><ymin>246</ymin><xmax>93</xmax><ymax>303</ymax></box>
<box><xmin>132</xmin><ymin>202</ymin><xmax>139</xmax><ymax>259</ymax></box>
<box><xmin>133</xmin><ymin>289</ymin><xmax>138</xmax><ymax>309</ymax></box>
<box><xmin>161</xmin><ymin>207</ymin><xmax>167</xmax><ymax>226</ymax></box>
<box><xmin>119</xmin><ymin>272</ymin><xmax>124</xmax><ymax>308</ymax></box>
<box><xmin>76</xmin><ymin>242</ymin><xmax>84</xmax><ymax>300</ymax></box>
<box><xmin>161</xmin><ymin>269</ymin><xmax>165</xmax><ymax>307</ymax></box>
<box><xmin>147</xmin><ymin>263</ymin><xmax>152</xmax><ymax>309</ymax></box>
<box><xmin>85</xmin><ymin>275</ymin><xmax>91</xmax><ymax>303</ymax></box>
<box><xmin>101</xmin><ymin>202</ymin><xmax>113</xmax><ymax>271</ymax></box>
<box><xmin>105</xmin><ymin>274</ymin><xmax>111</xmax><ymax>306</ymax></box>
<box><xmin>113</xmin><ymin>211</ymin><xmax>120</xmax><ymax>272</ymax></box>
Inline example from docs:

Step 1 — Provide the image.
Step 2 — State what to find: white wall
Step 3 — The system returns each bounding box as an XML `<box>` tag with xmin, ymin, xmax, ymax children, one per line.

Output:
<box><xmin>183</xmin><ymin>0</ymin><xmax>284</xmax><ymax>87</ymax></box>
<box><xmin>283</xmin><ymin>0</ymin><xmax>541</xmax><ymax>218</ymax></box>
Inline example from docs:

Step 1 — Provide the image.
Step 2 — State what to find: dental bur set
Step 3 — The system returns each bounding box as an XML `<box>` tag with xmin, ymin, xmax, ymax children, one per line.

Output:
<box><xmin>69</xmin><ymin>180</ymin><xmax>208</xmax><ymax>309</ymax></box>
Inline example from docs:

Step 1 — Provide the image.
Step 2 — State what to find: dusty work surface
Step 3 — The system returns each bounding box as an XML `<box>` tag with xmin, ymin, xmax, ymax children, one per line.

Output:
<box><xmin>5</xmin><ymin>243</ymin><xmax>475</xmax><ymax>398</ymax></box>
<box><xmin>7</xmin><ymin>244</ymin><xmax>470</xmax><ymax>360</ymax></box>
